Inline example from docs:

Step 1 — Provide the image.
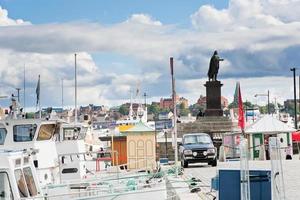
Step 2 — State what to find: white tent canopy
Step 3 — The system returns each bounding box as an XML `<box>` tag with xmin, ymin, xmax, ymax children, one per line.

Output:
<box><xmin>245</xmin><ymin>115</ymin><xmax>296</xmax><ymax>134</ymax></box>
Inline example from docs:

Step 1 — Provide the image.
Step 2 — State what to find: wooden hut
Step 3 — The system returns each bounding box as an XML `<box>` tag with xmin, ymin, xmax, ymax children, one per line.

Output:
<box><xmin>123</xmin><ymin>121</ymin><xmax>156</xmax><ymax>170</ymax></box>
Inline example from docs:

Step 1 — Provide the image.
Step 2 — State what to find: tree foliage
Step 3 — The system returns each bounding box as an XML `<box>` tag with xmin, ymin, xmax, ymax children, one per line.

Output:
<box><xmin>119</xmin><ymin>104</ymin><xmax>129</xmax><ymax>115</ymax></box>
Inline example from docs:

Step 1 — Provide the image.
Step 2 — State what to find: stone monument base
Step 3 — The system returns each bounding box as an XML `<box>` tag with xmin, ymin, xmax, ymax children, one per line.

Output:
<box><xmin>204</xmin><ymin>81</ymin><xmax>223</xmax><ymax>117</ymax></box>
<box><xmin>205</xmin><ymin>109</ymin><xmax>223</xmax><ymax>116</ymax></box>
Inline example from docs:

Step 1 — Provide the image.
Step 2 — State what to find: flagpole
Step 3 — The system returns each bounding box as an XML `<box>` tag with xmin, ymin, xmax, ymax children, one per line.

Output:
<box><xmin>74</xmin><ymin>53</ymin><xmax>77</xmax><ymax>124</ymax></box>
<box><xmin>23</xmin><ymin>64</ymin><xmax>26</xmax><ymax>113</ymax></box>
<box><xmin>61</xmin><ymin>78</ymin><xmax>64</xmax><ymax>110</ymax></box>
<box><xmin>238</xmin><ymin>83</ymin><xmax>250</xmax><ymax>200</ymax></box>
<box><xmin>38</xmin><ymin>75</ymin><xmax>41</xmax><ymax>119</ymax></box>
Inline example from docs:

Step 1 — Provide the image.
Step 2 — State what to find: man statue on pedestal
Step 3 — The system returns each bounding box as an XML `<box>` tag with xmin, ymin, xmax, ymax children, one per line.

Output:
<box><xmin>208</xmin><ymin>50</ymin><xmax>224</xmax><ymax>81</ymax></box>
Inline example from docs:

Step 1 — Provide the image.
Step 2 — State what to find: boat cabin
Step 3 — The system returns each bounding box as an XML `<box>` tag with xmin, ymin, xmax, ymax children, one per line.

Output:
<box><xmin>0</xmin><ymin>150</ymin><xmax>43</xmax><ymax>199</ymax></box>
<box><xmin>0</xmin><ymin>119</ymin><xmax>60</xmax><ymax>186</ymax></box>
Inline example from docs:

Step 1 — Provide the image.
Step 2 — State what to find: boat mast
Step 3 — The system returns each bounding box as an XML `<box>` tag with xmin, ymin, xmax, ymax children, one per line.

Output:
<box><xmin>23</xmin><ymin>64</ymin><xmax>26</xmax><ymax>113</ymax></box>
<box><xmin>129</xmin><ymin>89</ymin><xmax>133</xmax><ymax>120</ymax></box>
<box><xmin>61</xmin><ymin>78</ymin><xmax>64</xmax><ymax>110</ymax></box>
<box><xmin>74</xmin><ymin>53</ymin><xmax>78</xmax><ymax>124</ymax></box>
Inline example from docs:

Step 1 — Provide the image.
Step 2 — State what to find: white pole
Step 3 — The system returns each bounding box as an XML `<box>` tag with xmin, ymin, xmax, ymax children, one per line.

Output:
<box><xmin>38</xmin><ymin>75</ymin><xmax>41</xmax><ymax>119</ymax></box>
<box><xmin>74</xmin><ymin>53</ymin><xmax>77</xmax><ymax>124</ymax></box>
<box><xmin>170</xmin><ymin>57</ymin><xmax>178</xmax><ymax>176</ymax></box>
<box><xmin>61</xmin><ymin>78</ymin><xmax>64</xmax><ymax>110</ymax></box>
<box><xmin>23</xmin><ymin>64</ymin><xmax>26</xmax><ymax>113</ymax></box>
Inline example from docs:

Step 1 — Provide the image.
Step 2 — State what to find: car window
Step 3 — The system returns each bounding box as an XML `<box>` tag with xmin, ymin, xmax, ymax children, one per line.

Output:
<box><xmin>184</xmin><ymin>135</ymin><xmax>212</xmax><ymax>144</ymax></box>
<box><xmin>0</xmin><ymin>172</ymin><xmax>14</xmax><ymax>199</ymax></box>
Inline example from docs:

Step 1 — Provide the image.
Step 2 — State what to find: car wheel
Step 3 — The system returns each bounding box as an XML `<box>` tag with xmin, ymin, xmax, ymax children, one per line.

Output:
<box><xmin>210</xmin><ymin>158</ymin><xmax>217</xmax><ymax>167</ymax></box>
<box><xmin>182</xmin><ymin>158</ymin><xmax>188</xmax><ymax>168</ymax></box>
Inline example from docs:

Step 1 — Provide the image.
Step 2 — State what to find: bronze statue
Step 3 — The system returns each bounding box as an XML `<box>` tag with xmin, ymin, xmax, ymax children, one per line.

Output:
<box><xmin>208</xmin><ymin>50</ymin><xmax>224</xmax><ymax>81</ymax></box>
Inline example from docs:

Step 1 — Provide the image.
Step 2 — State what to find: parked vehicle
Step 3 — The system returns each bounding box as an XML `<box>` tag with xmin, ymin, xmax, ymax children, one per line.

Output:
<box><xmin>179</xmin><ymin>133</ymin><xmax>217</xmax><ymax>168</ymax></box>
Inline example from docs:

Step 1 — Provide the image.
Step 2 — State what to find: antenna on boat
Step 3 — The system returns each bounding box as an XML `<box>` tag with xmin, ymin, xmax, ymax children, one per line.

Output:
<box><xmin>74</xmin><ymin>53</ymin><xmax>78</xmax><ymax>124</ymax></box>
<box><xmin>37</xmin><ymin>75</ymin><xmax>41</xmax><ymax>119</ymax></box>
<box><xmin>61</xmin><ymin>78</ymin><xmax>64</xmax><ymax>111</ymax></box>
<box><xmin>23</xmin><ymin>64</ymin><xmax>26</xmax><ymax>113</ymax></box>
<box><xmin>129</xmin><ymin>88</ymin><xmax>133</xmax><ymax>120</ymax></box>
<box><xmin>15</xmin><ymin>88</ymin><xmax>21</xmax><ymax>103</ymax></box>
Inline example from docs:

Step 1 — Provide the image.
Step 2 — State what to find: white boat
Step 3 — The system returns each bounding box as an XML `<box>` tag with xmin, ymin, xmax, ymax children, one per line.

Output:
<box><xmin>0</xmin><ymin>111</ymin><xmax>167</xmax><ymax>200</ymax></box>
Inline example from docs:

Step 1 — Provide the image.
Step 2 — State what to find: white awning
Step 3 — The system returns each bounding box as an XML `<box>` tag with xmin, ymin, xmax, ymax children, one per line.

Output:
<box><xmin>245</xmin><ymin>115</ymin><xmax>296</xmax><ymax>134</ymax></box>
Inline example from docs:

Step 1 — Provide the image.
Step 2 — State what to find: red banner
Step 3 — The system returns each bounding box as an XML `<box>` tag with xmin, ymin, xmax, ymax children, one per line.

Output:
<box><xmin>238</xmin><ymin>83</ymin><xmax>245</xmax><ymax>130</ymax></box>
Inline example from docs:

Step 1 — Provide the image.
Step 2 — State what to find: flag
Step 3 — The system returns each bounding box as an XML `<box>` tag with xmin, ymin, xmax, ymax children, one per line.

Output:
<box><xmin>238</xmin><ymin>83</ymin><xmax>245</xmax><ymax>130</ymax></box>
<box><xmin>36</xmin><ymin>75</ymin><xmax>40</xmax><ymax>105</ymax></box>
<box><xmin>233</xmin><ymin>82</ymin><xmax>239</xmax><ymax>107</ymax></box>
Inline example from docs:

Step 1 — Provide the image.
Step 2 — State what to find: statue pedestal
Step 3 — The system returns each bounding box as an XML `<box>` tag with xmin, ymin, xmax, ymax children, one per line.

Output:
<box><xmin>204</xmin><ymin>81</ymin><xmax>223</xmax><ymax>116</ymax></box>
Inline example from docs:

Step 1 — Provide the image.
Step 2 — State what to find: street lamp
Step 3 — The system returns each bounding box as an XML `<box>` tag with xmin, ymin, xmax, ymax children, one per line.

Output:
<box><xmin>254</xmin><ymin>90</ymin><xmax>270</xmax><ymax>114</ymax></box>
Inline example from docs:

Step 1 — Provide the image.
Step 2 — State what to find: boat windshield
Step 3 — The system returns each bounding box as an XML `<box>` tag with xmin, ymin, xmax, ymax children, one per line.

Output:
<box><xmin>37</xmin><ymin>124</ymin><xmax>56</xmax><ymax>141</ymax></box>
<box><xmin>14</xmin><ymin>169</ymin><xmax>28</xmax><ymax>197</ymax></box>
<box><xmin>23</xmin><ymin>167</ymin><xmax>37</xmax><ymax>196</ymax></box>
<box><xmin>0</xmin><ymin>128</ymin><xmax>7</xmax><ymax>145</ymax></box>
<box><xmin>184</xmin><ymin>135</ymin><xmax>212</xmax><ymax>145</ymax></box>
<box><xmin>0</xmin><ymin>172</ymin><xmax>13</xmax><ymax>199</ymax></box>
<box><xmin>13</xmin><ymin>124</ymin><xmax>37</xmax><ymax>142</ymax></box>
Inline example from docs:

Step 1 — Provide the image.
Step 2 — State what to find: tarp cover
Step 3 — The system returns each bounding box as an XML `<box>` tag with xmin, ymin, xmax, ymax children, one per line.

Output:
<box><xmin>245</xmin><ymin>115</ymin><xmax>295</xmax><ymax>134</ymax></box>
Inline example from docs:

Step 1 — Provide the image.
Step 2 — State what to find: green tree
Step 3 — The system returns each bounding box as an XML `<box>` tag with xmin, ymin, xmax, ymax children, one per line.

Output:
<box><xmin>178</xmin><ymin>102</ymin><xmax>190</xmax><ymax>116</ymax></box>
<box><xmin>148</xmin><ymin>104</ymin><xmax>160</xmax><ymax>115</ymax></box>
<box><xmin>119</xmin><ymin>104</ymin><xmax>129</xmax><ymax>115</ymax></box>
<box><xmin>189</xmin><ymin>103</ymin><xmax>204</xmax><ymax>116</ymax></box>
<box><xmin>179</xmin><ymin>108</ymin><xmax>190</xmax><ymax>116</ymax></box>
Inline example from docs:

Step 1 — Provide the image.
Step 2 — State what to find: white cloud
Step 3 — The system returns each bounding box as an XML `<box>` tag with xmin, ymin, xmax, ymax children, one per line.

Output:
<box><xmin>0</xmin><ymin>2</ymin><xmax>299</xmax><ymax>108</ymax></box>
<box><xmin>126</xmin><ymin>14</ymin><xmax>162</xmax><ymax>26</ymax></box>
<box><xmin>264</xmin><ymin>0</ymin><xmax>300</xmax><ymax>23</ymax></box>
<box><xmin>191</xmin><ymin>0</ymin><xmax>284</xmax><ymax>32</ymax></box>
<box><xmin>0</xmin><ymin>6</ymin><xmax>30</xmax><ymax>26</ymax></box>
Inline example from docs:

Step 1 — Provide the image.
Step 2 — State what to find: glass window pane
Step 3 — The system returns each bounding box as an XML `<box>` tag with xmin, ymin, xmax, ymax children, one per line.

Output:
<box><xmin>13</xmin><ymin>124</ymin><xmax>37</xmax><ymax>142</ymax></box>
<box><xmin>0</xmin><ymin>172</ymin><xmax>14</xmax><ymax>200</ymax></box>
<box><xmin>23</xmin><ymin>167</ymin><xmax>37</xmax><ymax>196</ymax></box>
<box><xmin>37</xmin><ymin>124</ymin><xmax>55</xmax><ymax>141</ymax></box>
<box><xmin>184</xmin><ymin>135</ymin><xmax>212</xmax><ymax>144</ymax></box>
<box><xmin>0</xmin><ymin>128</ymin><xmax>7</xmax><ymax>145</ymax></box>
<box><xmin>14</xmin><ymin>169</ymin><xmax>28</xmax><ymax>197</ymax></box>
<box><xmin>184</xmin><ymin>136</ymin><xmax>197</xmax><ymax>144</ymax></box>
<box><xmin>197</xmin><ymin>135</ymin><xmax>212</xmax><ymax>144</ymax></box>
<box><xmin>63</xmin><ymin>127</ymin><xmax>86</xmax><ymax>140</ymax></box>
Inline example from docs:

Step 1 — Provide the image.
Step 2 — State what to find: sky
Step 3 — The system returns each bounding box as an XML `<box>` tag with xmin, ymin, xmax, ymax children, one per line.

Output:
<box><xmin>0</xmin><ymin>0</ymin><xmax>299</xmax><ymax>110</ymax></box>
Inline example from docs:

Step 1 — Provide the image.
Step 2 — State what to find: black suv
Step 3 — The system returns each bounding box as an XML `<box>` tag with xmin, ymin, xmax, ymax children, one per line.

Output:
<box><xmin>179</xmin><ymin>133</ymin><xmax>217</xmax><ymax>168</ymax></box>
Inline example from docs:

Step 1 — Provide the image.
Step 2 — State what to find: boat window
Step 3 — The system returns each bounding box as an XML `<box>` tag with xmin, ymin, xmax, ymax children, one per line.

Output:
<box><xmin>23</xmin><ymin>167</ymin><xmax>37</xmax><ymax>196</ymax></box>
<box><xmin>62</xmin><ymin>168</ymin><xmax>78</xmax><ymax>174</ymax></box>
<box><xmin>13</xmin><ymin>124</ymin><xmax>37</xmax><ymax>142</ymax></box>
<box><xmin>0</xmin><ymin>128</ymin><xmax>7</xmax><ymax>145</ymax></box>
<box><xmin>63</xmin><ymin>127</ymin><xmax>86</xmax><ymax>140</ymax></box>
<box><xmin>0</xmin><ymin>172</ymin><xmax>14</xmax><ymax>199</ymax></box>
<box><xmin>37</xmin><ymin>124</ymin><xmax>56</xmax><ymax>141</ymax></box>
<box><xmin>14</xmin><ymin>169</ymin><xmax>28</xmax><ymax>197</ymax></box>
<box><xmin>79</xmin><ymin>127</ymin><xmax>87</xmax><ymax>139</ymax></box>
